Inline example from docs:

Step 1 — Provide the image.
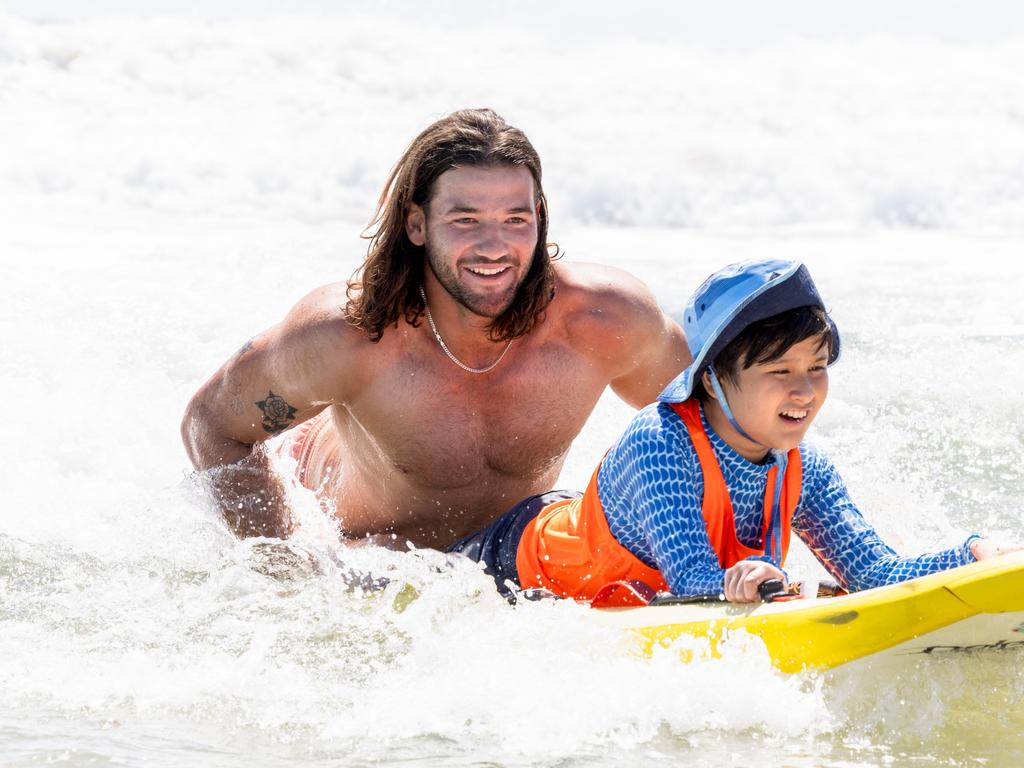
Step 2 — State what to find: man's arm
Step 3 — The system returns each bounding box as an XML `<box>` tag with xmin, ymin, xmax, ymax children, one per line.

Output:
<box><xmin>607</xmin><ymin>286</ymin><xmax>689</xmax><ymax>408</ymax></box>
<box><xmin>181</xmin><ymin>285</ymin><xmax>354</xmax><ymax>538</ymax></box>
<box><xmin>562</xmin><ymin>263</ymin><xmax>690</xmax><ymax>408</ymax></box>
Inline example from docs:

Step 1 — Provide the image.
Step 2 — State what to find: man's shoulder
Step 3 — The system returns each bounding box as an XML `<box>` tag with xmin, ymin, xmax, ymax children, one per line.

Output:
<box><xmin>270</xmin><ymin>282</ymin><xmax>390</xmax><ymax>403</ymax></box>
<box><xmin>284</xmin><ymin>282</ymin><xmax>348</xmax><ymax>324</ymax></box>
<box><xmin>548</xmin><ymin>262</ymin><xmax>687</xmax><ymax>405</ymax></box>
<box><xmin>281</xmin><ymin>282</ymin><xmax>366</xmax><ymax>345</ymax></box>
<box><xmin>274</xmin><ymin>283</ymin><xmax>387</xmax><ymax>379</ymax></box>
<box><xmin>554</xmin><ymin>261</ymin><xmax>656</xmax><ymax>305</ymax></box>
<box><xmin>552</xmin><ymin>261</ymin><xmax>670</xmax><ymax>342</ymax></box>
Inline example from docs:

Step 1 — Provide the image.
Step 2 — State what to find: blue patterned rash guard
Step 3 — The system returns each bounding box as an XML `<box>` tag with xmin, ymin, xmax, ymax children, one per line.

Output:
<box><xmin>597</xmin><ymin>402</ymin><xmax>979</xmax><ymax>597</ymax></box>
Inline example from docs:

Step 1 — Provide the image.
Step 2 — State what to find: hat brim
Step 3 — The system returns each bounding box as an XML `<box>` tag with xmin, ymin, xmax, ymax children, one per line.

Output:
<box><xmin>658</xmin><ymin>265</ymin><xmax>839</xmax><ymax>403</ymax></box>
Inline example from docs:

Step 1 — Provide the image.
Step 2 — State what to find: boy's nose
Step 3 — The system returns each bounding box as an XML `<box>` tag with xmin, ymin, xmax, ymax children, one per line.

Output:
<box><xmin>790</xmin><ymin>377</ymin><xmax>815</xmax><ymax>402</ymax></box>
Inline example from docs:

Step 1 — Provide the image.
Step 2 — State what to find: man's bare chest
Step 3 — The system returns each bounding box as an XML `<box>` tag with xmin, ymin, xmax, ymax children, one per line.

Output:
<box><xmin>339</xmin><ymin>347</ymin><xmax>608</xmax><ymax>488</ymax></box>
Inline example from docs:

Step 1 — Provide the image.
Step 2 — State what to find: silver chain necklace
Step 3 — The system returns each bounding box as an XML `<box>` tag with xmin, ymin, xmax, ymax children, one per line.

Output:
<box><xmin>418</xmin><ymin>285</ymin><xmax>514</xmax><ymax>374</ymax></box>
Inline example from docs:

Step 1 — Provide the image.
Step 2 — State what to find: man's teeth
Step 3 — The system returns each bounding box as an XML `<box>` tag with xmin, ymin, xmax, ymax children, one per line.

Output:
<box><xmin>781</xmin><ymin>410</ymin><xmax>808</xmax><ymax>420</ymax></box>
<box><xmin>468</xmin><ymin>266</ymin><xmax>507</xmax><ymax>276</ymax></box>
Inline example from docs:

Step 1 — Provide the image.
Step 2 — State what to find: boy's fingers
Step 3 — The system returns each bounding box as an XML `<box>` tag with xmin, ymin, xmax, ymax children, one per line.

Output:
<box><xmin>724</xmin><ymin>561</ymin><xmax>787</xmax><ymax>602</ymax></box>
<box><xmin>745</xmin><ymin>564</ymin><xmax>784</xmax><ymax>601</ymax></box>
<box><xmin>744</xmin><ymin>567</ymin><xmax>767</xmax><ymax>600</ymax></box>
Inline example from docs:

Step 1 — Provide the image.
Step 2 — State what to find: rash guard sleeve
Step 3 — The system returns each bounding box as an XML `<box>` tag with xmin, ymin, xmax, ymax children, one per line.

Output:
<box><xmin>793</xmin><ymin>445</ymin><xmax>979</xmax><ymax>592</ymax></box>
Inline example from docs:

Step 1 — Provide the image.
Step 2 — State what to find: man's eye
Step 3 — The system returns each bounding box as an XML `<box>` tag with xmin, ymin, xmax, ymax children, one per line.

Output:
<box><xmin>507</xmin><ymin>216</ymin><xmax>527</xmax><ymax>224</ymax></box>
<box><xmin>454</xmin><ymin>218</ymin><xmax>477</xmax><ymax>224</ymax></box>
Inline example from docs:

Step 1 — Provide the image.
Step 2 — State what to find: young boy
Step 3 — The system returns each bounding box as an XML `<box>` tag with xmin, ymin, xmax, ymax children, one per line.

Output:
<box><xmin>449</xmin><ymin>259</ymin><xmax>1012</xmax><ymax>602</ymax></box>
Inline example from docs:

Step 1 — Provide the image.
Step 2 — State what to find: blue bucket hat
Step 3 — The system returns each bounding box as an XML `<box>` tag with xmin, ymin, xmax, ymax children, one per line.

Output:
<box><xmin>658</xmin><ymin>258</ymin><xmax>840</xmax><ymax>404</ymax></box>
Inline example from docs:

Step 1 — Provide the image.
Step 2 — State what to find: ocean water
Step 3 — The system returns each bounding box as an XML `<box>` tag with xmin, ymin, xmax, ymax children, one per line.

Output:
<box><xmin>2</xmin><ymin>8</ymin><xmax>1024</xmax><ymax>767</ymax></box>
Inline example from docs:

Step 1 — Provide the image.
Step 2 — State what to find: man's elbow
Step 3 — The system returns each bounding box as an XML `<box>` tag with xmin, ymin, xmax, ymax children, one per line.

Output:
<box><xmin>180</xmin><ymin>397</ymin><xmax>247</xmax><ymax>470</ymax></box>
<box><xmin>180</xmin><ymin>399</ymin><xmax>208</xmax><ymax>469</ymax></box>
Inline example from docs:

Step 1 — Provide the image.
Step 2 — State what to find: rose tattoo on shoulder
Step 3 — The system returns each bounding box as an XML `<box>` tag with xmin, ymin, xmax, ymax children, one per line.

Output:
<box><xmin>255</xmin><ymin>390</ymin><xmax>298</xmax><ymax>435</ymax></box>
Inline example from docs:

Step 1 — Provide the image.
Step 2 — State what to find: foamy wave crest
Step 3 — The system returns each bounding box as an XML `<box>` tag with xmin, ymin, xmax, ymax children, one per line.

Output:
<box><xmin>1</xmin><ymin>12</ymin><xmax>1023</xmax><ymax>232</ymax></box>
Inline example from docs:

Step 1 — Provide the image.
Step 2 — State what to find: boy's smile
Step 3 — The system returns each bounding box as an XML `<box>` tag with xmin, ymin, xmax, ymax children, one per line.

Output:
<box><xmin>703</xmin><ymin>334</ymin><xmax>830</xmax><ymax>463</ymax></box>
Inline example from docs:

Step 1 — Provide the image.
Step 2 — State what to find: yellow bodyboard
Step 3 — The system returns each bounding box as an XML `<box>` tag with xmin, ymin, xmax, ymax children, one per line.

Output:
<box><xmin>593</xmin><ymin>552</ymin><xmax>1024</xmax><ymax>673</ymax></box>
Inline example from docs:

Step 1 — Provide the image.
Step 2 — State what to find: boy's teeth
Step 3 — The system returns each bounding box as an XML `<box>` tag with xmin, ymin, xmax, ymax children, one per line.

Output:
<box><xmin>781</xmin><ymin>410</ymin><xmax>808</xmax><ymax>419</ymax></box>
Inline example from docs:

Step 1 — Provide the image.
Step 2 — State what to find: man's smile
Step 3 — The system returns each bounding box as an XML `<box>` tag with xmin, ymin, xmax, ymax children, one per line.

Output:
<box><xmin>465</xmin><ymin>264</ymin><xmax>511</xmax><ymax>276</ymax></box>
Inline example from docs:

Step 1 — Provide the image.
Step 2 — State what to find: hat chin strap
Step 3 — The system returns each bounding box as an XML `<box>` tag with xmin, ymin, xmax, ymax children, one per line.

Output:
<box><xmin>707</xmin><ymin>365</ymin><xmax>787</xmax><ymax>567</ymax></box>
<box><xmin>707</xmin><ymin>366</ymin><xmax>760</xmax><ymax>445</ymax></box>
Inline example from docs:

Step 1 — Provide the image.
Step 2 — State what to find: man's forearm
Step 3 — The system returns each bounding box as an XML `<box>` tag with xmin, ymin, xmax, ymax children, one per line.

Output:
<box><xmin>183</xmin><ymin>415</ymin><xmax>293</xmax><ymax>539</ymax></box>
<box><xmin>206</xmin><ymin>446</ymin><xmax>294</xmax><ymax>539</ymax></box>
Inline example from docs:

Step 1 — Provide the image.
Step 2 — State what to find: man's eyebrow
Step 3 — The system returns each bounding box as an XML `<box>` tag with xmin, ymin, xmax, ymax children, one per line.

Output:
<box><xmin>443</xmin><ymin>205</ymin><xmax>535</xmax><ymax>215</ymax></box>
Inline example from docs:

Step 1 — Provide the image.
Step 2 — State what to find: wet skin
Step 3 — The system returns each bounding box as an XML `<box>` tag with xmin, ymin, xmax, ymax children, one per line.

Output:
<box><xmin>182</xmin><ymin>165</ymin><xmax>689</xmax><ymax>548</ymax></box>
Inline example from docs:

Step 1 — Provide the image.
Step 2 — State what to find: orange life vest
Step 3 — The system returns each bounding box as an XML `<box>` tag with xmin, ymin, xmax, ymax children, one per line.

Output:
<box><xmin>515</xmin><ymin>400</ymin><xmax>802</xmax><ymax>599</ymax></box>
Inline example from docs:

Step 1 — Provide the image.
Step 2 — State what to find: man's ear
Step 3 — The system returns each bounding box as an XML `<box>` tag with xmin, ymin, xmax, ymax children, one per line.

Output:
<box><xmin>406</xmin><ymin>204</ymin><xmax>426</xmax><ymax>246</ymax></box>
<box><xmin>702</xmin><ymin>369</ymin><xmax>718</xmax><ymax>401</ymax></box>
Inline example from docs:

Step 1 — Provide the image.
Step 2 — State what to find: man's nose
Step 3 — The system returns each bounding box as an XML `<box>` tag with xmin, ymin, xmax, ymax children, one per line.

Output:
<box><xmin>475</xmin><ymin>222</ymin><xmax>507</xmax><ymax>257</ymax></box>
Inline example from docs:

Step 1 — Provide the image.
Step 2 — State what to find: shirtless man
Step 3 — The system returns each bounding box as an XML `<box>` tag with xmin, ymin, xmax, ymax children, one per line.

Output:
<box><xmin>182</xmin><ymin>108</ymin><xmax>689</xmax><ymax>548</ymax></box>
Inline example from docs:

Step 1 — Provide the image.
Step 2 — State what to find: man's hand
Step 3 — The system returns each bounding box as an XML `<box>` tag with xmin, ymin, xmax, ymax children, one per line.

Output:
<box><xmin>723</xmin><ymin>559</ymin><xmax>787</xmax><ymax>603</ymax></box>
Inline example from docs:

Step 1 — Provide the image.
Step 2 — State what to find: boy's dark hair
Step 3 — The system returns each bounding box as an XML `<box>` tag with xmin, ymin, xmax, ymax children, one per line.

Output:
<box><xmin>694</xmin><ymin>305</ymin><xmax>834</xmax><ymax>401</ymax></box>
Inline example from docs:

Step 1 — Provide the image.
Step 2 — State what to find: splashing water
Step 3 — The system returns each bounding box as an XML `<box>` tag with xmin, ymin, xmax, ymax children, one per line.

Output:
<box><xmin>3</xmin><ymin>8</ymin><xmax>1024</xmax><ymax>767</ymax></box>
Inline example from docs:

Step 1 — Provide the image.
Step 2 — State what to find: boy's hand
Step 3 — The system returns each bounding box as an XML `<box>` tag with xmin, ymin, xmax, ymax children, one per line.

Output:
<box><xmin>723</xmin><ymin>560</ymin><xmax>787</xmax><ymax>602</ymax></box>
<box><xmin>970</xmin><ymin>539</ymin><xmax>1024</xmax><ymax>561</ymax></box>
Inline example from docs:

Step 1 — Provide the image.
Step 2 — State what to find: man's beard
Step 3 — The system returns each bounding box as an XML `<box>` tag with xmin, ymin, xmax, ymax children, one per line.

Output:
<box><xmin>424</xmin><ymin>239</ymin><xmax>526</xmax><ymax>319</ymax></box>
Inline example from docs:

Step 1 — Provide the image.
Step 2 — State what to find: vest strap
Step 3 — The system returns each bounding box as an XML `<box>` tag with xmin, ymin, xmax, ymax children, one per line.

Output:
<box><xmin>514</xmin><ymin>401</ymin><xmax>803</xmax><ymax>600</ymax></box>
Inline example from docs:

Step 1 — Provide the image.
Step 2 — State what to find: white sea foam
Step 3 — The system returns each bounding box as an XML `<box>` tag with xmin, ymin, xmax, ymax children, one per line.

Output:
<box><xmin>2</xmin><ymin>11</ymin><xmax>1024</xmax><ymax>233</ymax></box>
<box><xmin>2</xmin><ymin>7</ymin><xmax>1024</xmax><ymax>767</ymax></box>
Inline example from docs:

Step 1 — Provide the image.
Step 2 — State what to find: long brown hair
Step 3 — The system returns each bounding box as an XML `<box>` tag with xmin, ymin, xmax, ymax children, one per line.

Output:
<box><xmin>346</xmin><ymin>108</ymin><xmax>559</xmax><ymax>342</ymax></box>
